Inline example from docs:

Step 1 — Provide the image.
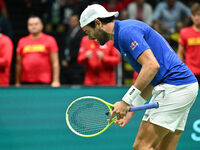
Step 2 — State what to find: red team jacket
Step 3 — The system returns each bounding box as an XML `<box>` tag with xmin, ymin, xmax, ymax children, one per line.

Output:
<box><xmin>0</xmin><ymin>34</ymin><xmax>13</xmax><ymax>86</ymax></box>
<box><xmin>78</xmin><ymin>36</ymin><xmax>121</xmax><ymax>86</ymax></box>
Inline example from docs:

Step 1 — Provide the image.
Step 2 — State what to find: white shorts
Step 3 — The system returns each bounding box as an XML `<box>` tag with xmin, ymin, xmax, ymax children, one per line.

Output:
<box><xmin>142</xmin><ymin>82</ymin><xmax>199</xmax><ymax>132</ymax></box>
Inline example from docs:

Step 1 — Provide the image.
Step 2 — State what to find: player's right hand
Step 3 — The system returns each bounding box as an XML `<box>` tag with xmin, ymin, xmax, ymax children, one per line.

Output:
<box><xmin>109</xmin><ymin>101</ymin><xmax>129</xmax><ymax>123</ymax></box>
<box><xmin>114</xmin><ymin>111</ymin><xmax>135</xmax><ymax>127</ymax></box>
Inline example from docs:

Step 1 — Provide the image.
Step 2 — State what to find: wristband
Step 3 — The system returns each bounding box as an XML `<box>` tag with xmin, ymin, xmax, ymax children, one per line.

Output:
<box><xmin>132</xmin><ymin>95</ymin><xmax>146</xmax><ymax>106</ymax></box>
<box><xmin>122</xmin><ymin>85</ymin><xmax>141</xmax><ymax>105</ymax></box>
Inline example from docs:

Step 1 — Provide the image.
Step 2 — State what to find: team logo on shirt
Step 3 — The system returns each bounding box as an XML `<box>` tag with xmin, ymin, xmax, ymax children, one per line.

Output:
<box><xmin>130</xmin><ymin>41</ymin><xmax>138</xmax><ymax>50</ymax></box>
<box><xmin>188</xmin><ymin>38</ymin><xmax>200</xmax><ymax>46</ymax></box>
<box><xmin>23</xmin><ymin>45</ymin><xmax>45</xmax><ymax>53</ymax></box>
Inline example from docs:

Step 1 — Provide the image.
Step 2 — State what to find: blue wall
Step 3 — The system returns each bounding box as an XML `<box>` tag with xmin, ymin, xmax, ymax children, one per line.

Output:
<box><xmin>0</xmin><ymin>87</ymin><xmax>199</xmax><ymax>150</ymax></box>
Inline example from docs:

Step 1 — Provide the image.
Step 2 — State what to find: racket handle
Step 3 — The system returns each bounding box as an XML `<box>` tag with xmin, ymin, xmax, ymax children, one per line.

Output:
<box><xmin>129</xmin><ymin>102</ymin><xmax>159</xmax><ymax>112</ymax></box>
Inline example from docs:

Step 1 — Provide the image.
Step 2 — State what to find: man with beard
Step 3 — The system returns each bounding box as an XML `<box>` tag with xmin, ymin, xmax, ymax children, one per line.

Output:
<box><xmin>15</xmin><ymin>15</ymin><xmax>60</xmax><ymax>87</ymax></box>
<box><xmin>80</xmin><ymin>4</ymin><xmax>198</xmax><ymax>150</ymax></box>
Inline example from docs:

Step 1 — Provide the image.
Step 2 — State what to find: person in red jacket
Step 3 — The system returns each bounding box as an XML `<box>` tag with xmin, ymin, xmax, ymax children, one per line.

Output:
<box><xmin>78</xmin><ymin>35</ymin><xmax>121</xmax><ymax>86</ymax></box>
<box><xmin>0</xmin><ymin>32</ymin><xmax>13</xmax><ymax>86</ymax></box>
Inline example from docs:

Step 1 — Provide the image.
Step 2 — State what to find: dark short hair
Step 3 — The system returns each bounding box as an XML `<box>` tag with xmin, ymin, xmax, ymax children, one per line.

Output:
<box><xmin>191</xmin><ymin>3</ymin><xmax>200</xmax><ymax>15</ymax></box>
<box><xmin>27</xmin><ymin>15</ymin><xmax>43</xmax><ymax>24</ymax></box>
<box><xmin>87</xmin><ymin>16</ymin><xmax>115</xmax><ymax>28</ymax></box>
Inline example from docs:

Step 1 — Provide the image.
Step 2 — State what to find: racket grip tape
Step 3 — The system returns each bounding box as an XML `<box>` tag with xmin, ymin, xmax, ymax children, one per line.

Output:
<box><xmin>129</xmin><ymin>102</ymin><xmax>159</xmax><ymax>112</ymax></box>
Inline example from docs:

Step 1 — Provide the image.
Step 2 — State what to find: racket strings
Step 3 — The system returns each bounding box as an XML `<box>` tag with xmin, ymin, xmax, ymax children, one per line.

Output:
<box><xmin>67</xmin><ymin>98</ymin><xmax>110</xmax><ymax>135</ymax></box>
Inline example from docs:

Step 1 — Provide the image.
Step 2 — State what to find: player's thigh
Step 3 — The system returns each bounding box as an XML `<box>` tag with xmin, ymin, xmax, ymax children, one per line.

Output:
<box><xmin>133</xmin><ymin>120</ymin><xmax>170</xmax><ymax>149</ymax></box>
<box><xmin>156</xmin><ymin>130</ymin><xmax>183</xmax><ymax>150</ymax></box>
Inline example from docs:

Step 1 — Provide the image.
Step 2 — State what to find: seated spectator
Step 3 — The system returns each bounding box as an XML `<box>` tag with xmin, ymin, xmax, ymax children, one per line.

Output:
<box><xmin>127</xmin><ymin>0</ymin><xmax>153</xmax><ymax>25</ymax></box>
<box><xmin>152</xmin><ymin>0</ymin><xmax>191</xmax><ymax>33</ymax></box>
<box><xmin>61</xmin><ymin>14</ymin><xmax>85</xmax><ymax>84</ymax></box>
<box><xmin>177</xmin><ymin>2</ymin><xmax>200</xmax><ymax>85</ymax></box>
<box><xmin>0</xmin><ymin>27</ymin><xmax>13</xmax><ymax>86</ymax></box>
<box><xmin>15</xmin><ymin>15</ymin><xmax>60</xmax><ymax>87</ymax></box>
<box><xmin>78</xmin><ymin>35</ymin><xmax>121</xmax><ymax>86</ymax></box>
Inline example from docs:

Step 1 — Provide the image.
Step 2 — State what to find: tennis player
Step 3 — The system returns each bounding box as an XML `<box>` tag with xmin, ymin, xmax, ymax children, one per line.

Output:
<box><xmin>80</xmin><ymin>4</ymin><xmax>198</xmax><ymax>150</ymax></box>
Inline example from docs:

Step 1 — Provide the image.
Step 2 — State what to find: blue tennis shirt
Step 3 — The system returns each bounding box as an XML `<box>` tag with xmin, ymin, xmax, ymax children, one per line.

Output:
<box><xmin>113</xmin><ymin>20</ymin><xmax>197</xmax><ymax>86</ymax></box>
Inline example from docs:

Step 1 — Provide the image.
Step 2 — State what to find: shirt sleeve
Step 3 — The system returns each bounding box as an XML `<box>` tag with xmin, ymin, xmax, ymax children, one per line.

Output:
<box><xmin>48</xmin><ymin>36</ymin><xmax>59</xmax><ymax>52</ymax></box>
<box><xmin>119</xmin><ymin>26</ymin><xmax>150</xmax><ymax>60</ymax></box>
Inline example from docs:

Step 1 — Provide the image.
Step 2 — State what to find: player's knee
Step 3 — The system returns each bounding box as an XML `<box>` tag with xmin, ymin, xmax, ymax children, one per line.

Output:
<box><xmin>133</xmin><ymin>140</ymin><xmax>142</xmax><ymax>150</ymax></box>
<box><xmin>133</xmin><ymin>140</ymin><xmax>155</xmax><ymax>150</ymax></box>
<box><xmin>133</xmin><ymin>142</ymin><xmax>139</xmax><ymax>150</ymax></box>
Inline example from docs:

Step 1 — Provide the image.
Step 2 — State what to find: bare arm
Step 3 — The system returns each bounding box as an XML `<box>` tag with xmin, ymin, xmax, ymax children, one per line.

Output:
<box><xmin>50</xmin><ymin>52</ymin><xmax>60</xmax><ymax>87</ymax></box>
<box><xmin>15</xmin><ymin>55</ymin><xmax>22</xmax><ymax>86</ymax></box>
<box><xmin>140</xmin><ymin>84</ymin><xmax>154</xmax><ymax>100</ymax></box>
<box><xmin>177</xmin><ymin>44</ymin><xmax>185</xmax><ymax>62</ymax></box>
<box><xmin>110</xmin><ymin>49</ymin><xmax>159</xmax><ymax>122</ymax></box>
<box><xmin>134</xmin><ymin>49</ymin><xmax>160</xmax><ymax>91</ymax></box>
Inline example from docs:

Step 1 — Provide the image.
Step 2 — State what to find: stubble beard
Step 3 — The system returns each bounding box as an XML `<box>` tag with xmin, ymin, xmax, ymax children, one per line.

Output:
<box><xmin>94</xmin><ymin>28</ymin><xmax>110</xmax><ymax>45</ymax></box>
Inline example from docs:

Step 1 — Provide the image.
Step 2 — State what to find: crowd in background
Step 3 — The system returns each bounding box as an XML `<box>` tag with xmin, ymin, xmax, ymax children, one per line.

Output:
<box><xmin>0</xmin><ymin>0</ymin><xmax>200</xmax><ymax>87</ymax></box>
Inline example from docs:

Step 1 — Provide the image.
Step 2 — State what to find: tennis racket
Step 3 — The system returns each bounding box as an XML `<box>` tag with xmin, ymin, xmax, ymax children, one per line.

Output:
<box><xmin>66</xmin><ymin>96</ymin><xmax>159</xmax><ymax>137</ymax></box>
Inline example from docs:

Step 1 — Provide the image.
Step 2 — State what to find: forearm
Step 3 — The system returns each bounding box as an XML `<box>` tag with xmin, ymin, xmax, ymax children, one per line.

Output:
<box><xmin>102</xmin><ymin>56</ymin><xmax>120</xmax><ymax>66</ymax></box>
<box><xmin>124</xmin><ymin>84</ymin><xmax>154</xmax><ymax>106</ymax></box>
<box><xmin>177</xmin><ymin>44</ymin><xmax>185</xmax><ymax>63</ymax></box>
<box><xmin>134</xmin><ymin>64</ymin><xmax>159</xmax><ymax>92</ymax></box>
<box><xmin>52</xmin><ymin>63</ymin><xmax>60</xmax><ymax>83</ymax></box>
<box><xmin>77</xmin><ymin>54</ymin><xmax>88</xmax><ymax>64</ymax></box>
<box><xmin>140</xmin><ymin>84</ymin><xmax>154</xmax><ymax>100</ymax></box>
<box><xmin>177</xmin><ymin>50</ymin><xmax>184</xmax><ymax>62</ymax></box>
<box><xmin>125</xmin><ymin>111</ymin><xmax>135</xmax><ymax>121</ymax></box>
<box><xmin>15</xmin><ymin>64</ymin><xmax>21</xmax><ymax>85</ymax></box>
<box><xmin>15</xmin><ymin>55</ymin><xmax>22</xmax><ymax>85</ymax></box>
<box><xmin>122</xmin><ymin>49</ymin><xmax>158</xmax><ymax>106</ymax></box>
<box><xmin>122</xmin><ymin>54</ymin><xmax>158</xmax><ymax>105</ymax></box>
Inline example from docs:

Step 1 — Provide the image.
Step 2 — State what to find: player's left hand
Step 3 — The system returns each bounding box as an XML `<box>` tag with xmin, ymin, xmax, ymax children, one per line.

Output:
<box><xmin>114</xmin><ymin>111</ymin><xmax>135</xmax><ymax>127</ymax></box>
<box><xmin>109</xmin><ymin>101</ymin><xmax>129</xmax><ymax>123</ymax></box>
